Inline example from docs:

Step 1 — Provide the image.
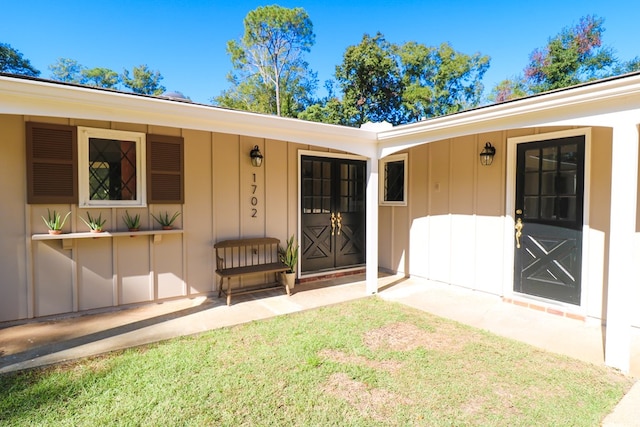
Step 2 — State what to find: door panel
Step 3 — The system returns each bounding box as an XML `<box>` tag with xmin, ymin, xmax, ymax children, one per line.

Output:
<box><xmin>514</xmin><ymin>136</ymin><xmax>584</xmax><ymax>305</ymax></box>
<box><xmin>301</xmin><ymin>156</ymin><xmax>365</xmax><ymax>273</ymax></box>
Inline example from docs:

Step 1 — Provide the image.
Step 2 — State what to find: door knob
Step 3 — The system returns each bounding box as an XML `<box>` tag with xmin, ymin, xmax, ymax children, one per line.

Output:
<box><xmin>515</xmin><ymin>218</ymin><xmax>523</xmax><ymax>249</ymax></box>
<box><xmin>331</xmin><ymin>213</ymin><xmax>336</xmax><ymax>236</ymax></box>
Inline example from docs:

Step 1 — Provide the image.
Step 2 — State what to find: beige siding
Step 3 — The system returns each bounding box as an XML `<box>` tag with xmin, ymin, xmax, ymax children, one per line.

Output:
<box><xmin>379</xmin><ymin>127</ymin><xmax>621</xmax><ymax>320</ymax></box>
<box><xmin>183</xmin><ymin>129</ymin><xmax>214</xmax><ymax>295</ymax></box>
<box><xmin>0</xmin><ymin>115</ymin><xmax>304</xmax><ymax>321</ymax></box>
<box><xmin>0</xmin><ymin>115</ymin><xmax>28</xmax><ymax>321</ymax></box>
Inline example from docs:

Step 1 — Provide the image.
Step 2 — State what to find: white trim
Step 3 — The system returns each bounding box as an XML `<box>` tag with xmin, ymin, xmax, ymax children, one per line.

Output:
<box><xmin>297</xmin><ymin>150</ymin><xmax>368</xmax><ymax>279</ymax></box>
<box><xmin>77</xmin><ymin>127</ymin><xmax>147</xmax><ymax>208</ymax></box>
<box><xmin>504</xmin><ymin>128</ymin><xmax>592</xmax><ymax>310</ymax></box>
<box><xmin>379</xmin><ymin>153</ymin><xmax>408</xmax><ymax>206</ymax></box>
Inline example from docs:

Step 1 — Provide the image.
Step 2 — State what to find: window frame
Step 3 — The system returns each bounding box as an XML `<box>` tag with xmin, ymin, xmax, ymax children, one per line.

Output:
<box><xmin>77</xmin><ymin>127</ymin><xmax>147</xmax><ymax>207</ymax></box>
<box><xmin>379</xmin><ymin>153</ymin><xmax>408</xmax><ymax>206</ymax></box>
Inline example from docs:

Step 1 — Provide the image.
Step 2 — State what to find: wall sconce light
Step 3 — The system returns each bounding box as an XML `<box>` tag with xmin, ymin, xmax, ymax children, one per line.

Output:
<box><xmin>479</xmin><ymin>142</ymin><xmax>496</xmax><ymax>166</ymax></box>
<box><xmin>250</xmin><ymin>145</ymin><xmax>263</xmax><ymax>167</ymax></box>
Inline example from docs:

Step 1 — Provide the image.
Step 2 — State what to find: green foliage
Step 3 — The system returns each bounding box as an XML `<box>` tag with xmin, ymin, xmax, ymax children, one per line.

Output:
<box><xmin>82</xmin><ymin>67</ymin><xmax>120</xmax><ymax>88</ymax></box>
<box><xmin>398</xmin><ymin>41</ymin><xmax>490</xmax><ymax>121</ymax></box>
<box><xmin>304</xmin><ymin>34</ymin><xmax>488</xmax><ymax>126</ymax></box>
<box><xmin>41</xmin><ymin>209</ymin><xmax>70</xmax><ymax>231</ymax></box>
<box><xmin>122</xmin><ymin>211</ymin><xmax>141</xmax><ymax>230</ymax></box>
<box><xmin>488</xmin><ymin>77</ymin><xmax>529</xmax><ymax>103</ymax></box>
<box><xmin>48</xmin><ymin>57</ymin><xmax>84</xmax><ymax>83</ymax></box>
<box><xmin>0</xmin><ymin>43</ymin><xmax>39</xmax><ymax>76</ymax></box>
<box><xmin>278</xmin><ymin>234</ymin><xmax>299</xmax><ymax>273</ymax></box>
<box><xmin>151</xmin><ymin>211</ymin><xmax>180</xmax><ymax>227</ymax></box>
<box><xmin>492</xmin><ymin>15</ymin><xmax>635</xmax><ymax>101</ymax></box>
<box><xmin>121</xmin><ymin>64</ymin><xmax>165</xmax><ymax>95</ymax></box>
<box><xmin>524</xmin><ymin>15</ymin><xmax>615</xmax><ymax>93</ymax></box>
<box><xmin>334</xmin><ymin>32</ymin><xmax>404</xmax><ymax>126</ymax></box>
<box><xmin>215</xmin><ymin>5</ymin><xmax>317</xmax><ymax>117</ymax></box>
<box><xmin>79</xmin><ymin>212</ymin><xmax>107</xmax><ymax>231</ymax></box>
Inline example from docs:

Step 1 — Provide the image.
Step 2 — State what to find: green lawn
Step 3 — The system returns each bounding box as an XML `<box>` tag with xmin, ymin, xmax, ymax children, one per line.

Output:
<box><xmin>0</xmin><ymin>298</ymin><xmax>633</xmax><ymax>426</ymax></box>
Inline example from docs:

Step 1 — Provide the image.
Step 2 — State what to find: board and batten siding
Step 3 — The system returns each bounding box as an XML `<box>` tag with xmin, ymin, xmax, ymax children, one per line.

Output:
<box><xmin>0</xmin><ymin>115</ymin><xmax>303</xmax><ymax>321</ymax></box>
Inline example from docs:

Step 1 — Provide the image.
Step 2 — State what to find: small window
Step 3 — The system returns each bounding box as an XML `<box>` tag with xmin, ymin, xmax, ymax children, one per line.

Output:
<box><xmin>380</xmin><ymin>153</ymin><xmax>408</xmax><ymax>206</ymax></box>
<box><xmin>78</xmin><ymin>127</ymin><xmax>146</xmax><ymax>207</ymax></box>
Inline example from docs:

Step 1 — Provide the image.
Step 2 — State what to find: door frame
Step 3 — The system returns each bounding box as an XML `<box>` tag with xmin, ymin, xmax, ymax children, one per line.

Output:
<box><xmin>503</xmin><ymin>128</ymin><xmax>592</xmax><ymax>308</ymax></box>
<box><xmin>298</xmin><ymin>149</ymin><xmax>367</xmax><ymax>279</ymax></box>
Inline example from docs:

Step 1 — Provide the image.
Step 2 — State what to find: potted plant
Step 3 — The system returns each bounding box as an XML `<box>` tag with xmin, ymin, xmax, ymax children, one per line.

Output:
<box><xmin>42</xmin><ymin>209</ymin><xmax>71</xmax><ymax>235</ymax></box>
<box><xmin>80</xmin><ymin>212</ymin><xmax>107</xmax><ymax>233</ymax></box>
<box><xmin>279</xmin><ymin>235</ymin><xmax>299</xmax><ymax>289</ymax></box>
<box><xmin>151</xmin><ymin>211</ymin><xmax>180</xmax><ymax>230</ymax></box>
<box><xmin>123</xmin><ymin>211</ymin><xmax>141</xmax><ymax>232</ymax></box>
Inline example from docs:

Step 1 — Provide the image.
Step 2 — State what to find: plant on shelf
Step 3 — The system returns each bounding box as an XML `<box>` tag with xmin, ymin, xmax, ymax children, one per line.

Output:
<box><xmin>278</xmin><ymin>235</ymin><xmax>299</xmax><ymax>289</ymax></box>
<box><xmin>123</xmin><ymin>211</ymin><xmax>141</xmax><ymax>231</ymax></box>
<box><xmin>42</xmin><ymin>209</ymin><xmax>71</xmax><ymax>235</ymax></box>
<box><xmin>80</xmin><ymin>212</ymin><xmax>107</xmax><ymax>233</ymax></box>
<box><xmin>151</xmin><ymin>211</ymin><xmax>181</xmax><ymax>230</ymax></box>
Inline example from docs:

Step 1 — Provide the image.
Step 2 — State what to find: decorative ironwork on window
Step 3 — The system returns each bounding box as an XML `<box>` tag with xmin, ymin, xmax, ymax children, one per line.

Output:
<box><xmin>78</xmin><ymin>127</ymin><xmax>146</xmax><ymax>207</ymax></box>
<box><xmin>380</xmin><ymin>154</ymin><xmax>408</xmax><ymax>206</ymax></box>
<box><xmin>89</xmin><ymin>138</ymin><xmax>137</xmax><ymax>201</ymax></box>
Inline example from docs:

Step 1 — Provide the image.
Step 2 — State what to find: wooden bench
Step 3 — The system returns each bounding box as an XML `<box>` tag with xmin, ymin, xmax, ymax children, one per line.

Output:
<box><xmin>214</xmin><ymin>237</ymin><xmax>290</xmax><ymax>306</ymax></box>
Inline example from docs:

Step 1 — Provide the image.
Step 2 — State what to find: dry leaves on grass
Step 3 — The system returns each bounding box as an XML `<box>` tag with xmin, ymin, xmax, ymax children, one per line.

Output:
<box><xmin>318</xmin><ymin>349</ymin><xmax>403</xmax><ymax>372</ymax></box>
<box><xmin>321</xmin><ymin>372</ymin><xmax>412</xmax><ymax>422</ymax></box>
<box><xmin>363</xmin><ymin>321</ymin><xmax>471</xmax><ymax>352</ymax></box>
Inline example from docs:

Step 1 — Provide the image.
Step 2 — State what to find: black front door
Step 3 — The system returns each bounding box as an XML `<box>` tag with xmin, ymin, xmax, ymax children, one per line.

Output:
<box><xmin>300</xmin><ymin>156</ymin><xmax>366</xmax><ymax>273</ymax></box>
<box><xmin>514</xmin><ymin>136</ymin><xmax>585</xmax><ymax>305</ymax></box>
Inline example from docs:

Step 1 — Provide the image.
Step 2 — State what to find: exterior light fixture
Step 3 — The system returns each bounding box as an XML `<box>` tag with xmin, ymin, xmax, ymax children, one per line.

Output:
<box><xmin>479</xmin><ymin>142</ymin><xmax>496</xmax><ymax>166</ymax></box>
<box><xmin>250</xmin><ymin>145</ymin><xmax>263</xmax><ymax>167</ymax></box>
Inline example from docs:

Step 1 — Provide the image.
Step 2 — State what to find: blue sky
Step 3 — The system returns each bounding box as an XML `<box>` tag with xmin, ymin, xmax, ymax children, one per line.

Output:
<box><xmin>3</xmin><ymin>0</ymin><xmax>638</xmax><ymax>104</ymax></box>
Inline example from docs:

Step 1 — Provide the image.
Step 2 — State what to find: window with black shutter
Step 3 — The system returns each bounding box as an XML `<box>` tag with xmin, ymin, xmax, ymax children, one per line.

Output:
<box><xmin>146</xmin><ymin>134</ymin><xmax>184</xmax><ymax>204</ymax></box>
<box><xmin>26</xmin><ymin>123</ymin><xmax>184</xmax><ymax>206</ymax></box>
<box><xmin>26</xmin><ymin>123</ymin><xmax>78</xmax><ymax>204</ymax></box>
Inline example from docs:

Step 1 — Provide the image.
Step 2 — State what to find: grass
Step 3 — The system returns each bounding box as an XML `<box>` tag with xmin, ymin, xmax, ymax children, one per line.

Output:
<box><xmin>0</xmin><ymin>298</ymin><xmax>633</xmax><ymax>426</ymax></box>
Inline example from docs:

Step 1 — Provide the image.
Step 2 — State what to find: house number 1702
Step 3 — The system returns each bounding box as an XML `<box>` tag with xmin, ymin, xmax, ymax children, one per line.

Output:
<box><xmin>251</xmin><ymin>173</ymin><xmax>258</xmax><ymax>218</ymax></box>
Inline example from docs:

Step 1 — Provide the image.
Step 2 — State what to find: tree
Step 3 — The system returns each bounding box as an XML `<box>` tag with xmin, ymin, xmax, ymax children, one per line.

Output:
<box><xmin>397</xmin><ymin>41</ymin><xmax>489</xmax><ymax>121</ymax></box>
<box><xmin>82</xmin><ymin>67</ymin><xmax>120</xmax><ymax>88</ymax></box>
<box><xmin>49</xmin><ymin>58</ymin><xmax>84</xmax><ymax>83</ymax></box>
<box><xmin>334</xmin><ymin>33</ymin><xmax>403</xmax><ymax>126</ymax></box>
<box><xmin>0</xmin><ymin>43</ymin><xmax>40</xmax><ymax>76</ymax></box>
<box><xmin>305</xmin><ymin>33</ymin><xmax>488</xmax><ymax>126</ymax></box>
<box><xmin>218</xmin><ymin>5</ymin><xmax>316</xmax><ymax>117</ymax></box>
<box><xmin>121</xmin><ymin>64</ymin><xmax>165</xmax><ymax>95</ymax></box>
<box><xmin>524</xmin><ymin>16</ymin><xmax>614</xmax><ymax>94</ymax></box>
<box><xmin>488</xmin><ymin>77</ymin><xmax>528</xmax><ymax>103</ymax></box>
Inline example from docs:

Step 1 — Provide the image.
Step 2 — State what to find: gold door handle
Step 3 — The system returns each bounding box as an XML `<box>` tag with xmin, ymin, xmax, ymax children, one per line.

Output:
<box><xmin>331</xmin><ymin>213</ymin><xmax>336</xmax><ymax>236</ymax></box>
<box><xmin>515</xmin><ymin>218</ymin><xmax>523</xmax><ymax>249</ymax></box>
<box><xmin>336</xmin><ymin>212</ymin><xmax>342</xmax><ymax>236</ymax></box>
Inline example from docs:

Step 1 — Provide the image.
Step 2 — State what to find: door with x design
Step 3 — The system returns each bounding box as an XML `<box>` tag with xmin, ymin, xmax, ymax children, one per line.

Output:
<box><xmin>514</xmin><ymin>136</ymin><xmax>585</xmax><ymax>305</ymax></box>
<box><xmin>300</xmin><ymin>155</ymin><xmax>366</xmax><ymax>274</ymax></box>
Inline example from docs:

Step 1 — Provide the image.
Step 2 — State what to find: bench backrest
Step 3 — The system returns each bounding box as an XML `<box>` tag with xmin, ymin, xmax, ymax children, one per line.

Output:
<box><xmin>214</xmin><ymin>238</ymin><xmax>281</xmax><ymax>270</ymax></box>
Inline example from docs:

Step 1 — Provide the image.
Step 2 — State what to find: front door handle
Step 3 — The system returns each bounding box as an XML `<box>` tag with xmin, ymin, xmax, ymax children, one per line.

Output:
<box><xmin>336</xmin><ymin>212</ymin><xmax>342</xmax><ymax>236</ymax></box>
<box><xmin>515</xmin><ymin>218</ymin><xmax>523</xmax><ymax>248</ymax></box>
<box><xmin>331</xmin><ymin>213</ymin><xmax>336</xmax><ymax>236</ymax></box>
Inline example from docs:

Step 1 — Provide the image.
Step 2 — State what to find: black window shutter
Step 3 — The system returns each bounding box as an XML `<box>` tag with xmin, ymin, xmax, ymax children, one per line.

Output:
<box><xmin>146</xmin><ymin>134</ymin><xmax>184</xmax><ymax>204</ymax></box>
<box><xmin>26</xmin><ymin>122</ymin><xmax>77</xmax><ymax>204</ymax></box>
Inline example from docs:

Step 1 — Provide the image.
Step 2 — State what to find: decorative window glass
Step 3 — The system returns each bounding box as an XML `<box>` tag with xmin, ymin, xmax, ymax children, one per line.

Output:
<box><xmin>78</xmin><ymin>127</ymin><xmax>146</xmax><ymax>207</ymax></box>
<box><xmin>379</xmin><ymin>153</ymin><xmax>408</xmax><ymax>206</ymax></box>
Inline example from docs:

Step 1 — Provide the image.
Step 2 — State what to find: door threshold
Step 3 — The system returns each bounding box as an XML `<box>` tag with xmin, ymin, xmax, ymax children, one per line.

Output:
<box><xmin>298</xmin><ymin>267</ymin><xmax>365</xmax><ymax>284</ymax></box>
<box><xmin>504</xmin><ymin>294</ymin><xmax>585</xmax><ymax>321</ymax></box>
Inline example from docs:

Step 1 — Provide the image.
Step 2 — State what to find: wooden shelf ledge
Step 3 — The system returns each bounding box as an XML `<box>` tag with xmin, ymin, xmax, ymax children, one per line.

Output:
<box><xmin>32</xmin><ymin>229</ymin><xmax>183</xmax><ymax>241</ymax></box>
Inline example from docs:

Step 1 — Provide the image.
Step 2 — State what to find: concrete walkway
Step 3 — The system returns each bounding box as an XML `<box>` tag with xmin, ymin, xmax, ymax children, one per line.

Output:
<box><xmin>1</xmin><ymin>274</ymin><xmax>638</xmax><ymax>425</ymax></box>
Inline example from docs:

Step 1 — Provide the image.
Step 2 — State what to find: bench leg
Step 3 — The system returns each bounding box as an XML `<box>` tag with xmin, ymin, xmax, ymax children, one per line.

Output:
<box><xmin>218</xmin><ymin>276</ymin><xmax>223</xmax><ymax>298</ymax></box>
<box><xmin>226</xmin><ymin>277</ymin><xmax>232</xmax><ymax>306</ymax></box>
